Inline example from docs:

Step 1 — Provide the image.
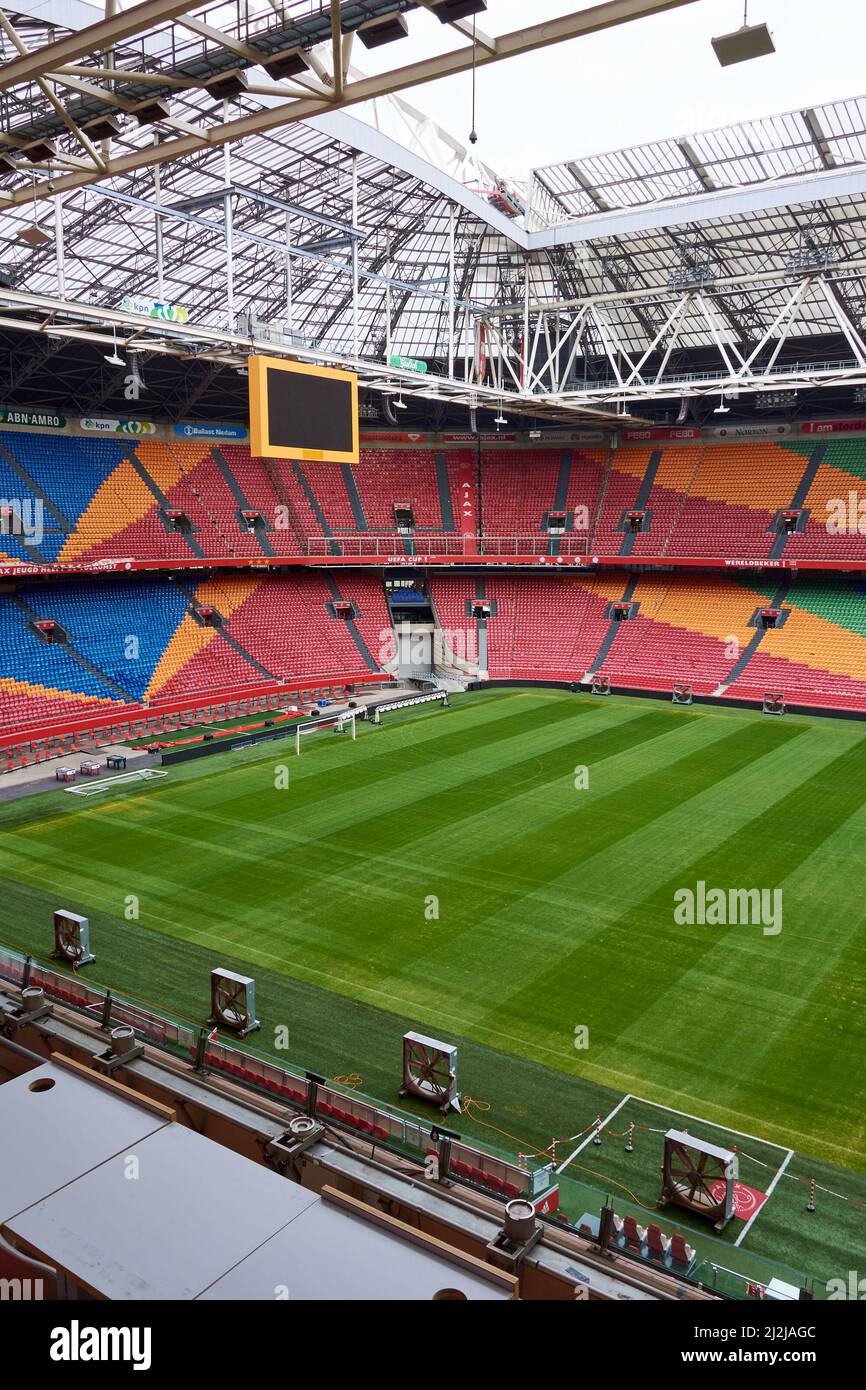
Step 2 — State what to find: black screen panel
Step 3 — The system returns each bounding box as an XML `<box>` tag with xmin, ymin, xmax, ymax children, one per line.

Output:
<box><xmin>266</xmin><ymin>367</ymin><xmax>354</xmax><ymax>454</ymax></box>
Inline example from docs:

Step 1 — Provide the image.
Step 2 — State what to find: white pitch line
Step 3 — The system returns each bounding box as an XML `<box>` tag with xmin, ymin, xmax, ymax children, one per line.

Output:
<box><xmin>735</xmin><ymin>1147</ymin><xmax>795</xmax><ymax>1248</ymax></box>
<box><xmin>629</xmin><ymin>1093</ymin><xmax>791</xmax><ymax>1154</ymax></box>
<box><xmin>556</xmin><ymin>1093</ymin><xmax>631</xmax><ymax>1175</ymax></box>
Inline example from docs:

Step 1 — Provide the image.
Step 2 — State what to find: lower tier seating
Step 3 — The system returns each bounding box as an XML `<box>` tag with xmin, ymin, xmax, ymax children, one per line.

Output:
<box><xmin>5</xmin><ymin>568</ymin><xmax>866</xmax><ymax>740</ymax></box>
<box><xmin>0</xmin><ymin>571</ymin><xmax>392</xmax><ymax>734</ymax></box>
<box><xmin>430</xmin><ymin>570</ymin><xmax>866</xmax><ymax>712</ymax></box>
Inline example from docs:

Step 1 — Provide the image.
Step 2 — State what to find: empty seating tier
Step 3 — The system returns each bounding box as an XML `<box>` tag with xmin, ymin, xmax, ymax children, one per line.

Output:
<box><xmin>2</xmin><ymin>430</ymin><xmax>866</xmax><ymax>562</ymax></box>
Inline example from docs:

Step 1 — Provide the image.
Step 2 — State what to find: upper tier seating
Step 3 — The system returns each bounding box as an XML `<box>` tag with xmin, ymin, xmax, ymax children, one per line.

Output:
<box><xmin>3</xmin><ymin>430</ymin><xmax>866</xmax><ymax>564</ymax></box>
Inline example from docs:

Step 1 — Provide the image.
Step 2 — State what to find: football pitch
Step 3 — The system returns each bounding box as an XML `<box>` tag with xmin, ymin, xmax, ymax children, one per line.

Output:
<box><xmin>1</xmin><ymin>687</ymin><xmax>865</xmax><ymax>1287</ymax></box>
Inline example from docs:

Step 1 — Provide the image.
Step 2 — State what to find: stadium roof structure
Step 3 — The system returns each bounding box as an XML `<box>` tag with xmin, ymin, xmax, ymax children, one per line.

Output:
<box><xmin>1</xmin><ymin>2</ymin><xmax>866</xmax><ymax>422</ymax></box>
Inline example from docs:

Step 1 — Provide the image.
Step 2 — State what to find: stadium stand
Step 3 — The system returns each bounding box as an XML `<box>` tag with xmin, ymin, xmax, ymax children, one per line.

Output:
<box><xmin>8</xmin><ymin>432</ymin><xmax>866</xmax><ymax>563</ymax></box>
<box><xmin>0</xmin><ymin>571</ymin><xmax>394</xmax><ymax>734</ymax></box>
<box><xmin>430</xmin><ymin>569</ymin><xmax>866</xmax><ymax>711</ymax></box>
<box><xmin>5</xmin><ymin>431</ymin><xmax>866</xmax><ymax>740</ymax></box>
<box><xmin>479</xmin><ymin>449</ymin><xmax>561</xmax><ymax>538</ymax></box>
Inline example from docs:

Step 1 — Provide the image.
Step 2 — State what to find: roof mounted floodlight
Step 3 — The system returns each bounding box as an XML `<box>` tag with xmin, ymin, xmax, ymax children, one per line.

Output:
<box><xmin>262</xmin><ymin>47</ymin><xmax>311</xmax><ymax>81</ymax></box>
<box><xmin>81</xmin><ymin>112</ymin><xmax>125</xmax><ymax>142</ymax></box>
<box><xmin>16</xmin><ymin>223</ymin><xmax>52</xmax><ymax>248</ymax></box>
<box><xmin>669</xmin><ymin>258</ymin><xmax>717</xmax><ymax>292</ymax></box>
<box><xmin>130</xmin><ymin>96</ymin><xmax>172</xmax><ymax>127</ymax></box>
<box><xmin>712</xmin><ymin>5</ymin><xmax>775</xmax><ymax>66</ymax></box>
<box><xmin>205</xmin><ymin>69</ymin><xmax>251</xmax><ymax>101</ymax></box>
<box><xmin>357</xmin><ymin>13</ymin><xmax>409</xmax><ymax>49</ymax></box>
<box><xmin>22</xmin><ymin>137</ymin><xmax>58</xmax><ymax>164</ymax></box>
<box><xmin>429</xmin><ymin>1</ymin><xmax>487</xmax><ymax>21</ymax></box>
<box><xmin>714</xmin><ymin>393</ymin><xmax>731</xmax><ymax>415</ymax></box>
<box><xmin>787</xmin><ymin>246</ymin><xmax>839</xmax><ymax>277</ymax></box>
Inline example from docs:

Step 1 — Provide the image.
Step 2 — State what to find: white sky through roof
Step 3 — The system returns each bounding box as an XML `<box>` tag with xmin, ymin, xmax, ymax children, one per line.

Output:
<box><xmin>356</xmin><ymin>0</ymin><xmax>866</xmax><ymax>180</ymax></box>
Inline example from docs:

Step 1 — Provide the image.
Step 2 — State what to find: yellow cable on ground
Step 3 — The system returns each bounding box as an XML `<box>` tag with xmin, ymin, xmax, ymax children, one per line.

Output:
<box><xmin>464</xmin><ymin>1095</ymin><xmax>661</xmax><ymax>1217</ymax></box>
<box><xmin>462</xmin><ymin>1095</ymin><xmax>551</xmax><ymax>1159</ymax></box>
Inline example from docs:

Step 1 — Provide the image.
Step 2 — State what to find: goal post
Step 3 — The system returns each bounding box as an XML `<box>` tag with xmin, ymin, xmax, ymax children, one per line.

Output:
<box><xmin>295</xmin><ymin>709</ymin><xmax>358</xmax><ymax>754</ymax></box>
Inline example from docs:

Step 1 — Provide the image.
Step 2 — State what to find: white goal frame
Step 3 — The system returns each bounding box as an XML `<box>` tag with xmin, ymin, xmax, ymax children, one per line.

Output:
<box><xmin>295</xmin><ymin>709</ymin><xmax>357</xmax><ymax>754</ymax></box>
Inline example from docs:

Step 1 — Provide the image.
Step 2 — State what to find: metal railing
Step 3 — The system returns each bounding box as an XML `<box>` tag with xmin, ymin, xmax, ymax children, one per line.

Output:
<box><xmin>306</xmin><ymin>533</ymin><xmax>592</xmax><ymax>557</ymax></box>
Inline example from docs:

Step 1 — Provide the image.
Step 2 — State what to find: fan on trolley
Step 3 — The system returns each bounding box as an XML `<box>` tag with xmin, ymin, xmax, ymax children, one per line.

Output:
<box><xmin>52</xmin><ymin>910</ymin><xmax>95</xmax><ymax>969</ymax></box>
<box><xmin>658</xmin><ymin>1129</ymin><xmax>738</xmax><ymax>1232</ymax></box>
<box><xmin>400</xmin><ymin>1031</ymin><xmax>460</xmax><ymax>1115</ymax></box>
<box><xmin>209</xmin><ymin>967</ymin><xmax>261</xmax><ymax>1038</ymax></box>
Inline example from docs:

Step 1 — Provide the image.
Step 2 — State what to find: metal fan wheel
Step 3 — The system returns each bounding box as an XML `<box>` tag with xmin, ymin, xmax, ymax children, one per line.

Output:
<box><xmin>408</xmin><ymin>1043</ymin><xmax>452</xmax><ymax>1096</ymax></box>
<box><xmin>56</xmin><ymin>925</ymin><xmax>81</xmax><ymax>960</ymax></box>
<box><xmin>216</xmin><ymin>980</ymin><xmax>249</xmax><ymax>1026</ymax></box>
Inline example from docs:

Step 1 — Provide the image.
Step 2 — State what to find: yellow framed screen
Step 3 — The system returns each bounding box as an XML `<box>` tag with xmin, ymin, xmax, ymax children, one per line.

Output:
<box><xmin>248</xmin><ymin>356</ymin><xmax>359</xmax><ymax>462</ymax></box>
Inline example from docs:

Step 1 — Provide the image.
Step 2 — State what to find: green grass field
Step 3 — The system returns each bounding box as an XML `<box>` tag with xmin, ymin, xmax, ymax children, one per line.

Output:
<box><xmin>1</xmin><ymin>687</ymin><xmax>865</xmax><ymax>1289</ymax></box>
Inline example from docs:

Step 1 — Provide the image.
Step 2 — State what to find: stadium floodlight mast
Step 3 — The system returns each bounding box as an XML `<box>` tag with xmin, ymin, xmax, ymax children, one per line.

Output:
<box><xmin>712</xmin><ymin>2</ymin><xmax>775</xmax><ymax>66</ymax></box>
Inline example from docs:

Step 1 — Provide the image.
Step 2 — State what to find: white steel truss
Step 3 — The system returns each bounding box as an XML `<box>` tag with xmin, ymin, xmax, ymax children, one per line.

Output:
<box><xmin>474</xmin><ymin>263</ymin><xmax>866</xmax><ymax>405</ymax></box>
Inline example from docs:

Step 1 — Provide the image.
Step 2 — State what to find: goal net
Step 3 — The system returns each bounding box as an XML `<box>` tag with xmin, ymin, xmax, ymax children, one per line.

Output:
<box><xmin>295</xmin><ymin>709</ymin><xmax>358</xmax><ymax>754</ymax></box>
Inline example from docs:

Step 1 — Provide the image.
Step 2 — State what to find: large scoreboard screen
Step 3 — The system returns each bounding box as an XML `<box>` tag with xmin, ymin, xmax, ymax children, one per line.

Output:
<box><xmin>248</xmin><ymin>356</ymin><xmax>359</xmax><ymax>463</ymax></box>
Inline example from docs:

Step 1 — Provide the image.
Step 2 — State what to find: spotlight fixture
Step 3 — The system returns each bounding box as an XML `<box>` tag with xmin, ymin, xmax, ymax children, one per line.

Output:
<box><xmin>494</xmin><ymin>409</ymin><xmax>507</xmax><ymax>425</ymax></box>
<box><xmin>104</xmin><ymin>326</ymin><xmax>125</xmax><ymax>368</ymax></box>
<box><xmin>357</xmin><ymin>14</ymin><xmax>409</xmax><ymax>50</ymax></box>
<box><xmin>81</xmin><ymin>112</ymin><xmax>125</xmax><ymax>142</ymax></box>
<box><xmin>714</xmin><ymin>394</ymin><xmax>731</xmax><ymax>415</ymax></box>
<box><xmin>204</xmin><ymin>69</ymin><xmax>251</xmax><ymax>101</ymax></box>
<box><xmin>756</xmin><ymin>390</ymin><xmax>798</xmax><ymax>411</ymax></box>
<box><xmin>22</xmin><ymin>137</ymin><xmax>58</xmax><ymax>164</ymax></box>
<box><xmin>429</xmin><ymin>1</ymin><xmax>487</xmax><ymax>21</ymax></box>
<box><xmin>712</xmin><ymin>4</ymin><xmax>775</xmax><ymax>67</ymax></box>
<box><xmin>129</xmin><ymin>96</ymin><xmax>172</xmax><ymax>127</ymax></box>
<box><xmin>262</xmin><ymin>47</ymin><xmax>311</xmax><ymax>81</ymax></box>
<box><xmin>16</xmin><ymin>223</ymin><xmax>52</xmax><ymax>248</ymax></box>
<box><xmin>394</xmin><ymin>392</ymin><xmax>408</xmax><ymax>410</ymax></box>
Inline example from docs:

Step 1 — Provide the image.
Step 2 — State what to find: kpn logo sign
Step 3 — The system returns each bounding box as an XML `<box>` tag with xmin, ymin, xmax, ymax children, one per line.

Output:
<box><xmin>80</xmin><ymin>417</ymin><xmax>156</xmax><ymax>436</ymax></box>
<box><xmin>120</xmin><ymin>295</ymin><xmax>190</xmax><ymax>325</ymax></box>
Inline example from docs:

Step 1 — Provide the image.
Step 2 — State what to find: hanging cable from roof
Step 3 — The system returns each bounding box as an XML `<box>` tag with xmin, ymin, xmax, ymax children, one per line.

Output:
<box><xmin>469</xmin><ymin>16</ymin><xmax>478</xmax><ymax>146</ymax></box>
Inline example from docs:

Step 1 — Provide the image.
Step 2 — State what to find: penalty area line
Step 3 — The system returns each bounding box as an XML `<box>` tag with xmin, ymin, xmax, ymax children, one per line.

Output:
<box><xmin>556</xmin><ymin>1093</ymin><xmax>631</xmax><ymax>1175</ymax></box>
<box><xmin>628</xmin><ymin>1093</ymin><xmax>791</xmax><ymax>1154</ymax></box>
<box><xmin>735</xmin><ymin>1146</ymin><xmax>795</xmax><ymax>1248</ymax></box>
